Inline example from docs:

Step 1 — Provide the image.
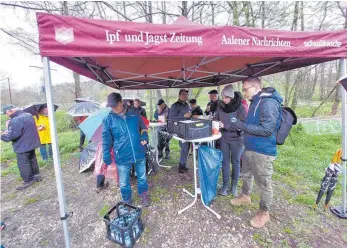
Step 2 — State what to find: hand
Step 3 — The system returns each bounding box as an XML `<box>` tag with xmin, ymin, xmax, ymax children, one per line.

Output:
<box><xmin>141</xmin><ymin>140</ymin><xmax>148</xmax><ymax>146</ymax></box>
<box><xmin>206</xmin><ymin>106</ymin><xmax>210</xmax><ymax>112</ymax></box>
<box><xmin>184</xmin><ymin>112</ymin><xmax>192</xmax><ymax>118</ymax></box>
<box><xmin>219</xmin><ymin>121</ymin><xmax>224</xmax><ymax>128</ymax></box>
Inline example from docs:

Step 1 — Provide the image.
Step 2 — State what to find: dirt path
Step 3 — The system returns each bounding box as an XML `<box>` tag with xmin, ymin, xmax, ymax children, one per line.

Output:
<box><xmin>1</xmin><ymin>151</ymin><xmax>347</xmax><ymax>248</ymax></box>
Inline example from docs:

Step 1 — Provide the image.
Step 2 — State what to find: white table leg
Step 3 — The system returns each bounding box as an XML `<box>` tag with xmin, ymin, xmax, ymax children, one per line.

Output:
<box><xmin>178</xmin><ymin>142</ymin><xmax>221</xmax><ymax>219</ymax></box>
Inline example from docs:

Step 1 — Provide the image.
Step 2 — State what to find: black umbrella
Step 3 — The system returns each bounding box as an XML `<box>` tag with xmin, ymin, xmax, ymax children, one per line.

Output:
<box><xmin>22</xmin><ymin>103</ymin><xmax>59</xmax><ymax>117</ymax></box>
<box><xmin>145</xmin><ymin>145</ymin><xmax>159</xmax><ymax>175</ymax></box>
<box><xmin>67</xmin><ymin>102</ymin><xmax>100</xmax><ymax>117</ymax></box>
<box><xmin>74</xmin><ymin>98</ymin><xmax>100</xmax><ymax>104</ymax></box>
<box><xmin>79</xmin><ymin>141</ymin><xmax>98</xmax><ymax>173</ymax></box>
<box><xmin>158</xmin><ymin>131</ymin><xmax>173</xmax><ymax>151</ymax></box>
<box><xmin>314</xmin><ymin>163</ymin><xmax>341</xmax><ymax>210</ymax></box>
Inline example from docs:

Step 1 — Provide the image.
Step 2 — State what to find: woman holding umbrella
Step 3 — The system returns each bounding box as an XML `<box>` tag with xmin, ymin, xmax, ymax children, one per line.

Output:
<box><xmin>34</xmin><ymin>106</ymin><xmax>52</xmax><ymax>161</ymax></box>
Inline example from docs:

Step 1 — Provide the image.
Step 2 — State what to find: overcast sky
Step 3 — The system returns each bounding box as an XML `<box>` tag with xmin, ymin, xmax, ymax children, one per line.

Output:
<box><xmin>0</xmin><ymin>6</ymin><xmax>76</xmax><ymax>90</ymax></box>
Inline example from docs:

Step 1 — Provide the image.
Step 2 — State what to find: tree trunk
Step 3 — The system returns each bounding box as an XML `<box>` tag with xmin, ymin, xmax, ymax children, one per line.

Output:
<box><xmin>229</xmin><ymin>2</ymin><xmax>240</xmax><ymax>26</ymax></box>
<box><xmin>291</xmin><ymin>72</ymin><xmax>301</xmax><ymax>111</ymax></box>
<box><xmin>300</xmin><ymin>1</ymin><xmax>304</xmax><ymax>31</ymax></box>
<box><xmin>165</xmin><ymin>88</ymin><xmax>169</xmax><ymax>105</ymax></box>
<box><xmin>332</xmin><ymin>61</ymin><xmax>341</xmax><ymax>115</ymax></box>
<box><xmin>284</xmin><ymin>72</ymin><xmax>291</xmax><ymax>107</ymax></box>
<box><xmin>309</xmin><ymin>66</ymin><xmax>319</xmax><ymax>100</ymax></box>
<box><xmin>291</xmin><ymin>2</ymin><xmax>299</xmax><ymax>31</ymax></box>
<box><xmin>261</xmin><ymin>1</ymin><xmax>265</xmax><ymax>28</ymax></box>
<box><xmin>319</xmin><ymin>63</ymin><xmax>325</xmax><ymax>100</ymax></box>
<box><xmin>244</xmin><ymin>2</ymin><xmax>251</xmax><ymax>26</ymax></box>
<box><xmin>182</xmin><ymin>1</ymin><xmax>188</xmax><ymax>17</ymax></box>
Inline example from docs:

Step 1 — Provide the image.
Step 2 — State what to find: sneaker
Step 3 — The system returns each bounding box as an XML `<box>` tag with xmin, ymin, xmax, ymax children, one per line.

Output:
<box><xmin>96</xmin><ymin>181</ymin><xmax>109</xmax><ymax>193</ymax></box>
<box><xmin>34</xmin><ymin>174</ymin><xmax>42</xmax><ymax>182</ymax></box>
<box><xmin>230</xmin><ymin>194</ymin><xmax>251</xmax><ymax>206</ymax></box>
<box><xmin>16</xmin><ymin>179</ymin><xmax>36</xmax><ymax>191</ymax></box>
<box><xmin>218</xmin><ymin>187</ymin><xmax>229</xmax><ymax>196</ymax></box>
<box><xmin>250</xmin><ymin>210</ymin><xmax>270</xmax><ymax>229</ymax></box>
<box><xmin>140</xmin><ymin>192</ymin><xmax>151</xmax><ymax>207</ymax></box>
<box><xmin>123</xmin><ymin>199</ymin><xmax>133</xmax><ymax>205</ymax></box>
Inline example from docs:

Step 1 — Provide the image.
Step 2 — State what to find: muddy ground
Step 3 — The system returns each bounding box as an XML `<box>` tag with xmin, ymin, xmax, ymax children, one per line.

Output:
<box><xmin>1</xmin><ymin>151</ymin><xmax>347</xmax><ymax>248</ymax></box>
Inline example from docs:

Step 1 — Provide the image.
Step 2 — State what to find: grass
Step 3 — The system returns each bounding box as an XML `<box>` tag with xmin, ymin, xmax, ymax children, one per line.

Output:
<box><xmin>23</xmin><ymin>197</ymin><xmax>40</xmax><ymax>206</ymax></box>
<box><xmin>275</xmin><ymin>124</ymin><xmax>342</xmax><ymax>207</ymax></box>
<box><xmin>99</xmin><ymin>204</ymin><xmax>111</xmax><ymax>217</ymax></box>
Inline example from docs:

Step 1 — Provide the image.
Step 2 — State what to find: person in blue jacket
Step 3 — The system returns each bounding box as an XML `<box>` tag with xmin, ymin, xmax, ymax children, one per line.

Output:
<box><xmin>102</xmin><ymin>93</ymin><xmax>150</xmax><ymax>207</ymax></box>
<box><xmin>1</xmin><ymin>105</ymin><xmax>42</xmax><ymax>190</ymax></box>
<box><xmin>230</xmin><ymin>76</ymin><xmax>282</xmax><ymax>229</ymax></box>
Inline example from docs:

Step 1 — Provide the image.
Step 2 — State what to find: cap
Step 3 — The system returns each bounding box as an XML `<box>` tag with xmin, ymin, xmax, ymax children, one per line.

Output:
<box><xmin>179</xmin><ymin>88</ymin><xmax>189</xmax><ymax>95</ymax></box>
<box><xmin>106</xmin><ymin>93</ymin><xmax>122</xmax><ymax>108</ymax></box>
<box><xmin>189</xmin><ymin>99</ymin><xmax>197</xmax><ymax>104</ymax></box>
<box><xmin>157</xmin><ymin>99</ymin><xmax>165</xmax><ymax>105</ymax></box>
<box><xmin>208</xmin><ymin>89</ymin><xmax>218</xmax><ymax>94</ymax></box>
<box><xmin>2</xmin><ymin>104</ymin><xmax>16</xmax><ymax>114</ymax></box>
<box><xmin>221</xmin><ymin>85</ymin><xmax>235</xmax><ymax>98</ymax></box>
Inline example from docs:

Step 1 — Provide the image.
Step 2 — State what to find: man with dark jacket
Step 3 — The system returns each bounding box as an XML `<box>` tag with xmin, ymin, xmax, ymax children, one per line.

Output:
<box><xmin>1</xmin><ymin>105</ymin><xmax>42</xmax><ymax>190</ymax></box>
<box><xmin>169</xmin><ymin>89</ymin><xmax>191</xmax><ymax>173</ymax></box>
<box><xmin>205</xmin><ymin>89</ymin><xmax>220</xmax><ymax>117</ymax></box>
<box><xmin>229</xmin><ymin>77</ymin><xmax>282</xmax><ymax>229</ymax></box>
<box><xmin>102</xmin><ymin>93</ymin><xmax>150</xmax><ymax>207</ymax></box>
<box><xmin>134</xmin><ymin>98</ymin><xmax>147</xmax><ymax>118</ymax></box>
<box><xmin>189</xmin><ymin>99</ymin><xmax>204</xmax><ymax>118</ymax></box>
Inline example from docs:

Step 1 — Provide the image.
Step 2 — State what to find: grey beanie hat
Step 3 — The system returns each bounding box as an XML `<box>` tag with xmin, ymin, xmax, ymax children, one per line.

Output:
<box><xmin>221</xmin><ymin>85</ymin><xmax>235</xmax><ymax>98</ymax></box>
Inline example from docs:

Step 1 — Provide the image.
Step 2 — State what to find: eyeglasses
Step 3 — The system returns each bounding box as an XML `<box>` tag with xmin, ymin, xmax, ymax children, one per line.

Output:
<box><xmin>242</xmin><ymin>86</ymin><xmax>254</xmax><ymax>93</ymax></box>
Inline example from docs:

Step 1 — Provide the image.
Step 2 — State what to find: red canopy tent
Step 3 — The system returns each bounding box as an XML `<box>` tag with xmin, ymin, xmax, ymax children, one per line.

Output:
<box><xmin>36</xmin><ymin>13</ymin><xmax>347</xmax><ymax>247</ymax></box>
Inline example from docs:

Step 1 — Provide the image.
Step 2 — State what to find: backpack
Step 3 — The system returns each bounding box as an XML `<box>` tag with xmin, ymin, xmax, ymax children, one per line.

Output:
<box><xmin>276</xmin><ymin>106</ymin><xmax>297</xmax><ymax>145</ymax></box>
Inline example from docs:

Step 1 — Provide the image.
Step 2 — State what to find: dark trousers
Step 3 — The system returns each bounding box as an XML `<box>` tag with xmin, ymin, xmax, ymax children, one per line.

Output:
<box><xmin>96</xmin><ymin>174</ymin><xmax>105</xmax><ymax>188</ymax></box>
<box><xmin>220</xmin><ymin>139</ymin><xmax>243</xmax><ymax>193</ymax></box>
<box><xmin>79</xmin><ymin>130</ymin><xmax>86</xmax><ymax>147</ymax></box>
<box><xmin>16</xmin><ymin>150</ymin><xmax>40</xmax><ymax>183</ymax></box>
<box><xmin>179</xmin><ymin>141</ymin><xmax>189</xmax><ymax>165</ymax></box>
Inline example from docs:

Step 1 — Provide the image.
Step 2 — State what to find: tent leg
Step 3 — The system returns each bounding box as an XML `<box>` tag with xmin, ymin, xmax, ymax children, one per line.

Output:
<box><xmin>331</xmin><ymin>58</ymin><xmax>347</xmax><ymax>219</ymax></box>
<box><xmin>43</xmin><ymin>57</ymin><xmax>71</xmax><ymax>245</ymax></box>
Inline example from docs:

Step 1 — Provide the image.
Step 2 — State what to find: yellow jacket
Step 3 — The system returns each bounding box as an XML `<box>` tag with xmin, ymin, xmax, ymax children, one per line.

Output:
<box><xmin>331</xmin><ymin>148</ymin><xmax>342</xmax><ymax>164</ymax></box>
<box><xmin>34</xmin><ymin>114</ymin><xmax>51</xmax><ymax>144</ymax></box>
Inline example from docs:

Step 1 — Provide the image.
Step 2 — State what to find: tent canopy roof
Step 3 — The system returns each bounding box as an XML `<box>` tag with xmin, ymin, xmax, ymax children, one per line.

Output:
<box><xmin>36</xmin><ymin>13</ymin><xmax>347</xmax><ymax>89</ymax></box>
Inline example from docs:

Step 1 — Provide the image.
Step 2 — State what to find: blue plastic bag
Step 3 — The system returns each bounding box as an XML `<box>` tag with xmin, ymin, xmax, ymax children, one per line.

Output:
<box><xmin>198</xmin><ymin>145</ymin><xmax>223</xmax><ymax>206</ymax></box>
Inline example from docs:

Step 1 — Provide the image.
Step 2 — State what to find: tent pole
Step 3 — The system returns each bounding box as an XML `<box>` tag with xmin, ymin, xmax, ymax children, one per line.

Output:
<box><xmin>331</xmin><ymin>57</ymin><xmax>347</xmax><ymax>218</ymax></box>
<box><xmin>42</xmin><ymin>57</ymin><xmax>71</xmax><ymax>246</ymax></box>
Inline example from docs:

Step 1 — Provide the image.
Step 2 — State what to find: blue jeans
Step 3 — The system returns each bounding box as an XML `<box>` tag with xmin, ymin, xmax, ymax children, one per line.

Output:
<box><xmin>40</xmin><ymin>144</ymin><xmax>52</xmax><ymax>161</ymax></box>
<box><xmin>117</xmin><ymin>159</ymin><xmax>148</xmax><ymax>202</ymax></box>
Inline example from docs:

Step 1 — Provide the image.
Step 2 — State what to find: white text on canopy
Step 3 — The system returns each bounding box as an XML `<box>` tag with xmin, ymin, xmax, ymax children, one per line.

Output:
<box><xmin>105</xmin><ymin>30</ymin><xmax>203</xmax><ymax>46</ymax></box>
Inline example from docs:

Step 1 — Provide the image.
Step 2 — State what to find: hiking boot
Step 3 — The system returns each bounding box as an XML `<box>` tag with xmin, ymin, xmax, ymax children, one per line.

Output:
<box><xmin>230</xmin><ymin>194</ymin><xmax>251</xmax><ymax>206</ymax></box>
<box><xmin>96</xmin><ymin>181</ymin><xmax>109</xmax><ymax>193</ymax></box>
<box><xmin>165</xmin><ymin>151</ymin><xmax>170</xmax><ymax>160</ymax></box>
<box><xmin>178</xmin><ymin>163</ymin><xmax>188</xmax><ymax>173</ymax></box>
<box><xmin>323</xmin><ymin>204</ymin><xmax>330</xmax><ymax>211</ymax></box>
<box><xmin>16</xmin><ymin>179</ymin><xmax>36</xmax><ymax>191</ymax></box>
<box><xmin>34</xmin><ymin>174</ymin><xmax>42</xmax><ymax>182</ymax></box>
<box><xmin>140</xmin><ymin>192</ymin><xmax>151</xmax><ymax>207</ymax></box>
<box><xmin>250</xmin><ymin>210</ymin><xmax>270</xmax><ymax>229</ymax></box>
